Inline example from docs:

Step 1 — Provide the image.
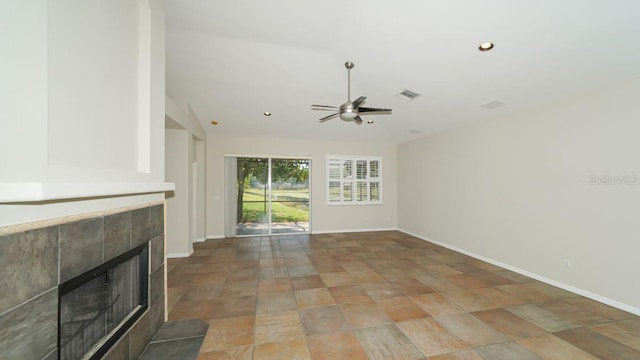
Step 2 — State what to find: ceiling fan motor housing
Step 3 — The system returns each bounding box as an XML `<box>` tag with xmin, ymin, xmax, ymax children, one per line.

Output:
<box><xmin>340</xmin><ymin>104</ymin><xmax>358</xmax><ymax>120</ymax></box>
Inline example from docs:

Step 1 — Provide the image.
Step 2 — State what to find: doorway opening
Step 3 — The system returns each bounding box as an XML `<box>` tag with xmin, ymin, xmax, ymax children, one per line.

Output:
<box><xmin>225</xmin><ymin>156</ymin><xmax>310</xmax><ymax>236</ymax></box>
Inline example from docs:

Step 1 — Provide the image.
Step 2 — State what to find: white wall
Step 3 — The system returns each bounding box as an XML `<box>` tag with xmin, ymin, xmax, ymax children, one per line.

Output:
<box><xmin>206</xmin><ymin>135</ymin><xmax>397</xmax><ymax>238</ymax></box>
<box><xmin>398</xmin><ymin>79</ymin><xmax>640</xmax><ymax>313</ymax></box>
<box><xmin>0</xmin><ymin>0</ymin><xmax>169</xmax><ymax>226</ymax></box>
<box><xmin>194</xmin><ymin>140</ymin><xmax>206</xmax><ymax>242</ymax></box>
<box><xmin>165</xmin><ymin>129</ymin><xmax>190</xmax><ymax>256</ymax></box>
<box><xmin>164</xmin><ymin>96</ymin><xmax>206</xmax><ymax>256</ymax></box>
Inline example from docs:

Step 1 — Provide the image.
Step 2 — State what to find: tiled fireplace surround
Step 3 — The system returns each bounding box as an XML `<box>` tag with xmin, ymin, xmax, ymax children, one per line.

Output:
<box><xmin>0</xmin><ymin>203</ymin><xmax>166</xmax><ymax>360</ymax></box>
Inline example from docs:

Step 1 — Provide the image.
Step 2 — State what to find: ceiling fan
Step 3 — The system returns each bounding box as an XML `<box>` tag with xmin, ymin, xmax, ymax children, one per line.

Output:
<box><xmin>312</xmin><ymin>61</ymin><xmax>392</xmax><ymax>125</ymax></box>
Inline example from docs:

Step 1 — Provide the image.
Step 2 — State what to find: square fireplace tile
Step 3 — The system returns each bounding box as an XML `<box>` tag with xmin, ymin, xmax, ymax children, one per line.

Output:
<box><xmin>0</xmin><ymin>289</ymin><xmax>57</xmax><ymax>360</ymax></box>
<box><xmin>150</xmin><ymin>234</ymin><xmax>165</xmax><ymax>272</ymax></box>
<box><xmin>139</xmin><ymin>337</ymin><xmax>203</xmax><ymax>360</ymax></box>
<box><xmin>104</xmin><ymin>211</ymin><xmax>132</xmax><ymax>262</ymax></box>
<box><xmin>150</xmin><ymin>266</ymin><xmax>165</xmax><ymax>304</ymax></box>
<box><xmin>0</xmin><ymin>226</ymin><xmax>58</xmax><ymax>313</ymax></box>
<box><xmin>150</xmin><ymin>204</ymin><xmax>164</xmax><ymax>238</ymax></box>
<box><xmin>129</xmin><ymin>312</ymin><xmax>151</xmax><ymax>359</ymax></box>
<box><xmin>59</xmin><ymin>218</ymin><xmax>104</xmax><ymax>283</ymax></box>
<box><xmin>132</xmin><ymin>207</ymin><xmax>151</xmax><ymax>248</ymax></box>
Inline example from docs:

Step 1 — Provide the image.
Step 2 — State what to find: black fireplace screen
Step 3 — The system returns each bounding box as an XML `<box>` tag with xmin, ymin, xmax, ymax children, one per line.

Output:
<box><xmin>58</xmin><ymin>244</ymin><xmax>148</xmax><ymax>360</ymax></box>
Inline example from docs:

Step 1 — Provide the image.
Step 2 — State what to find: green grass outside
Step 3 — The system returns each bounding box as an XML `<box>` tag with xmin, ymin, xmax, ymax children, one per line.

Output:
<box><xmin>241</xmin><ymin>188</ymin><xmax>309</xmax><ymax>223</ymax></box>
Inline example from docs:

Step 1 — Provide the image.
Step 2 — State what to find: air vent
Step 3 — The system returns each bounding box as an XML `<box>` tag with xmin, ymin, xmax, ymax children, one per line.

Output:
<box><xmin>396</xmin><ymin>89</ymin><xmax>421</xmax><ymax>101</ymax></box>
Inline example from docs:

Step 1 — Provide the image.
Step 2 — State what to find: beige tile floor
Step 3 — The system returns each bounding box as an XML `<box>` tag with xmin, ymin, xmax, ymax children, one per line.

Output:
<box><xmin>166</xmin><ymin>231</ymin><xmax>640</xmax><ymax>359</ymax></box>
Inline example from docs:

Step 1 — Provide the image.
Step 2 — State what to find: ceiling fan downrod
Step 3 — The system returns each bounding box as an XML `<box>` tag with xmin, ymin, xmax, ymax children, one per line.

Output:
<box><xmin>345</xmin><ymin>61</ymin><xmax>354</xmax><ymax>103</ymax></box>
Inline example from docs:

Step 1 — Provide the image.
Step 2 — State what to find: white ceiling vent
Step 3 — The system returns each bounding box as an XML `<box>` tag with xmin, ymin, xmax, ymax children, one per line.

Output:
<box><xmin>480</xmin><ymin>100</ymin><xmax>505</xmax><ymax>110</ymax></box>
<box><xmin>396</xmin><ymin>89</ymin><xmax>421</xmax><ymax>101</ymax></box>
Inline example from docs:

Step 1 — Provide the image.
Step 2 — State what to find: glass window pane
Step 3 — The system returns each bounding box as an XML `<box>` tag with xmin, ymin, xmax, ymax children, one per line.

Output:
<box><xmin>356</xmin><ymin>160</ymin><xmax>367</xmax><ymax>179</ymax></box>
<box><xmin>328</xmin><ymin>159</ymin><xmax>341</xmax><ymax>179</ymax></box>
<box><xmin>342</xmin><ymin>160</ymin><xmax>353</xmax><ymax>179</ymax></box>
<box><xmin>356</xmin><ymin>181</ymin><xmax>367</xmax><ymax>201</ymax></box>
<box><xmin>343</xmin><ymin>182</ymin><xmax>353</xmax><ymax>202</ymax></box>
<box><xmin>370</xmin><ymin>181</ymin><xmax>380</xmax><ymax>201</ymax></box>
<box><xmin>370</xmin><ymin>160</ymin><xmax>379</xmax><ymax>178</ymax></box>
<box><xmin>329</xmin><ymin>181</ymin><xmax>341</xmax><ymax>202</ymax></box>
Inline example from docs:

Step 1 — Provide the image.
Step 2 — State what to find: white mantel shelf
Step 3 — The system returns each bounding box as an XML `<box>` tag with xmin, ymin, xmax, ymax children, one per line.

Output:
<box><xmin>0</xmin><ymin>182</ymin><xmax>175</xmax><ymax>203</ymax></box>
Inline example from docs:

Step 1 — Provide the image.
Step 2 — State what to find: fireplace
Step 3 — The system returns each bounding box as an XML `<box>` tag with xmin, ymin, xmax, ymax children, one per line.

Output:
<box><xmin>0</xmin><ymin>203</ymin><xmax>166</xmax><ymax>360</ymax></box>
<box><xmin>58</xmin><ymin>244</ymin><xmax>149</xmax><ymax>360</ymax></box>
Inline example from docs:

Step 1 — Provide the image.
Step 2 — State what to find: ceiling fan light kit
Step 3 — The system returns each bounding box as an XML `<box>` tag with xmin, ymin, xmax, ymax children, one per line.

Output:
<box><xmin>311</xmin><ymin>61</ymin><xmax>392</xmax><ymax>125</ymax></box>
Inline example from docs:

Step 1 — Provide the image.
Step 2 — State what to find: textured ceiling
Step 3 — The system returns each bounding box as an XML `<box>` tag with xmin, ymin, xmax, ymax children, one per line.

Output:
<box><xmin>166</xmin><ymin>0</ymin><xmax>640</xmax><ymax>143</ymax></box>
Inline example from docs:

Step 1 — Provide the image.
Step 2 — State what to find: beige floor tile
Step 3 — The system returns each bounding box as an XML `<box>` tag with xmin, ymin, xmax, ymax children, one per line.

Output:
<box><xmin>328</xmin><ymin>285</ymin><xmax>372</xmax><ymax>304</ymax></box>
<box><xmin>472</xmin><ymin>308</ymin><xmax>546</xmax><ymax>339</ymax></box>
<box><xmin>497</xmin><ymin>283</ymin><xmax>552</xmax><ymax>303</ymax></box>
<box><xmin>253</xmin><ymin>338</ymin><xmax>310</xmax><ymax>360</ymax></box>
<box><xmin>354</xmin><ymin>324</ymin><xmax>424</xmax><ymax>360</ymax></box>
<box><xmin>306</xmin><ymin>332</ymin><xmax>369</xmax><ymax>360</ymax></box>
<box><xmin>295</xmin><ymin>288</ymin><xmax>336</xmax><ymax>309</ymax></box>
<box><xmin>470</xmin><ymin>287</ymin><xmax>527</xmax><ymax>307</ymax></box>
<box><xmin>339</xmin><ymin>301</ymin><xmax>392</xmax><ymax>329</ymax></box>
<box><xmin>413</xmin><ymin>274</ymin><xmax>461</xmax><ymax>292</ymax></box>
<box><xmin>200</xmin><ymin>316</ymin><xmax>255</xmax><ymax>352</ymax></box>
<box><xmin>257</xmin><ymin>290</ymin><xmax>297</xmax><ymax>315</ymax></box>
<box><xmin>349</xmin><ymin>269</ymin><xmax>386</xmax><ymax>283</ymax></box>
<box><xmin>300</xmin><ymin>305</ymin><xmax>351</xmax><ymax>336</ymax></box>
<box><xmin>436</xmin><ymin>313</ymin><xmax>509</xmax><ymax>347</ymax></box>
<box><xmin>378</xmin><ymin>296</ymin><xmax>430</xmax><ymax>322</ymax></box>
<box><xmin>197</xmin><ymin>345</ymin><xmax>253</xmax><ymax>360</ymax></box>
<box><xmin>361</xmin><ymin>282</ymin><xmax>404</xmax><ymax>301</ymax></box>
<box><xmin>428</xmin><ymin>349</ymin><xmax>484</xmax><ymax>360</ymax></box>
<box><xmin>563</xmin><ymin>296</ymin><xmax>636</xmax><ymax>321</ymax></box>
<box><xmin>555</xmin><ymin>327</ymin><xmax>640</xmax><ymax>360</ymax></box>
<box><xmin>397</xmin><ymin>318</ymin><xmax>468</xmax><ymax>357</ymax></box>
<box><xmin>255</xmin><ymin>311</ymin><xmax>305</xmax><ymax>344</ymax></box>
<box><xmin>290</xmin><ymin>274</ymin><xmax>325</xmax><ymax>290</ymax></box>
<box><xmin>218</xmin><ymin>280</ymin><xmax>257</xmax><ymax>299</ymax></box>
<box><xmin>474</xmin><ymin>341</ymin><xmax>540</xmax><ymax>360</ymax></box>
<box><xmin>441</xmin><ymin>290</ymin><xmax>500</xmax><ymax>312</ymax></box>
<box><xmin>320</xmin><ymin>272</ymin><xmax>355</xmax><ymax>287</ymax></box>
<box><xmin>258</xmin><ymin>278</ymin><xmax>292</xmax><ymax>294</ymax></box>
<box><xmin>590</xmin><ymin>318</ymin><xmax>640</xmax><ymax>351</ymax></box>
<box><xmin>410</xmin><ymin>293</ymin><xmax>466</xmax><ymax>317</ymax></box>
<box><xmin>517</xmin><ymin>334</ymin><xmax>599</xmax><ymax>360</ymax></box>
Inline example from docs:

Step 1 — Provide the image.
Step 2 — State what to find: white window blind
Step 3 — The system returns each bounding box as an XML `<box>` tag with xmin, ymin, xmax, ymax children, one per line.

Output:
<box><xmin>326</xmin><ymin>155</ymin><xmax>382</xmax><ymax>205</ymax></box>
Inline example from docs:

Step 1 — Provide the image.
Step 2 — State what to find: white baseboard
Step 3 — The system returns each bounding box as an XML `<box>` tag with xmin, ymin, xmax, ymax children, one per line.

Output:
<box><xmin>195</xmin><ymin>237</ymin><xmax>207</xmax><ymax>243</ymax></box>
<box><xmin>167</xmin><ymin>252</ymin><xmax>191</xmax><ymax>259</ymax></box>
<box><xmin>399</xmin><ymin>229</ymin><xmax>640</xmax><ymax>317</ymax></box>
<box><xmin>311</xmin><ymin>227</ymin><xmax>398</xmax><ymax>235</ymax></box>
<box><xmin>206</xmin><ymin>234</ymin><xmax>225</xmax><ymax>240</ymax></box>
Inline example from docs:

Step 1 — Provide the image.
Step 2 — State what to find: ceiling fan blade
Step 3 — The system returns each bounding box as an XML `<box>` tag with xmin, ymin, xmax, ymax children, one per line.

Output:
<box><xmin>352</xmin><ymin>96</ymin><xmax>367</xmax><ymax>109</ymax></box>
<box><xmin>353</xmin><ymin>115</ymin><xmax>363</xmax><ymax>125</ymax></box>
<box><xmin>358</xmin><ymin>107</ymin><xmax>392</xmax><ymax>113</ymax></box>
<box><xmin>319</xmin><ymin>113</ymin><xmax>340</xmax><ymax>122</ymax></box>
<box><xmin>311</xmin><ymin>104</ymin><xmax>339</xmax><ymax>109</ymax></box>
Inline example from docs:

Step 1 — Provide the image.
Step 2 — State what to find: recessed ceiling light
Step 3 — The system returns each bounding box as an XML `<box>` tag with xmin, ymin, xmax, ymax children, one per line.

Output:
<box><xmin>479</xmin><ymin>42</ymin><xmax>494</xmax><ymax>51</ymax></box>
<box><xmin>210</xmin><ymin>120</ymin><xmax>218</xmax><ymax>125</ymax></box>
<box><xmin>367</xmin><ymin>120</ymin><xmax>374</xmax><ymax>124</ymax></box>
<box><xmin>263</xmin><ymin>112</ymin><xmax>271</xmax><ymax>116</ymax></box>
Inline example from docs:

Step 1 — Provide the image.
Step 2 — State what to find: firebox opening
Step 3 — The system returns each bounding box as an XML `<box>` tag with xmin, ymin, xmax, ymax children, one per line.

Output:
<box><xmin>58</xmin><ymin>243</ymin><xmax>149</xmax><ymax>360</ymax></box>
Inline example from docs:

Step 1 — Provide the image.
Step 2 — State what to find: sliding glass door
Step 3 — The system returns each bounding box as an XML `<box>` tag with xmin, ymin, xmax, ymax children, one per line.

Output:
<box><xmin>225</xmin><ymin>156</ymin><xmax>310</xmax><ymax>236</ymax></box>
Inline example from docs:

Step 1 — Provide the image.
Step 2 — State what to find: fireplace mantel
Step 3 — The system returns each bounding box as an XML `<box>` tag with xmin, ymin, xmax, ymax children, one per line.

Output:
<box><xmin>0</xmin><ymin>182</ymin><xmax>174</xmax><ymax>203</ymax></box>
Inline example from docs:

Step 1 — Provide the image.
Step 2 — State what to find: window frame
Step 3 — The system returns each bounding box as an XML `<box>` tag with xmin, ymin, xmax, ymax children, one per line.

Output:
<box><xmin>326</xmin><ymin>155</ymin><xmax>383</xmax><ymax>205</ymax></box>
